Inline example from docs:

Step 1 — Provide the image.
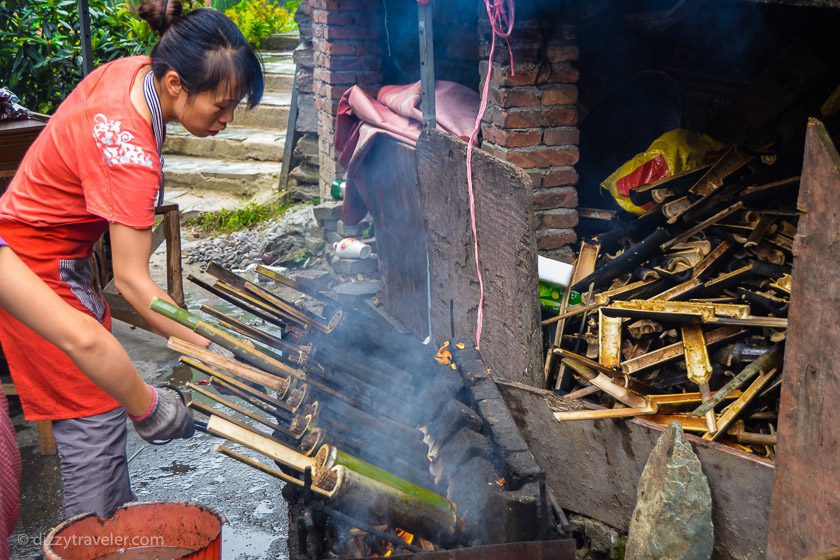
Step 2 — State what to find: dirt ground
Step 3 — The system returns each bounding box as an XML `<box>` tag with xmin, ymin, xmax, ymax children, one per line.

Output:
<box><xmin>9</xmin><ymin>242</ymin><xmax>291</xmax><ymax>559</ymax></box>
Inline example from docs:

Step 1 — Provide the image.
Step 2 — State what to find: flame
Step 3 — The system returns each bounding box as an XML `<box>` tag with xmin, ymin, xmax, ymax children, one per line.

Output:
<box><xmin>435</xmin><ymin>341</ymin><xmax>454</xmax><ymax>365</ymax></box>
<box><xmin>496</xmin><ymin>477</ymin><xmax>506</xmax><ymax>488</ymax></box>
<box><xmin>396</xmin><ymin>528</ymin><xmax>415</xmax><ymax>545</ymax></box>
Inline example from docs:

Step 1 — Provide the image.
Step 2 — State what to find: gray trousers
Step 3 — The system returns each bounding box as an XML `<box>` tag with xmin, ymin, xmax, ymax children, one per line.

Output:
<box><xmin>52</xmin><ymin>407</ymin><xmax>135</xmax><ymax>518</ymax></box>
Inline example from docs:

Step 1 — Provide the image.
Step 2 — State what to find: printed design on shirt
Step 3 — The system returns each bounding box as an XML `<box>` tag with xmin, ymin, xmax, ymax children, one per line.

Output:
<box><xmin>91</xmin><ymin>113</ymin><xmax>154</xmax><ymax>169</ymax></box>
<box><xmin>59</xmin><ymin>257</ymin><xmax>106</xmax><ymax>322</ymax></box>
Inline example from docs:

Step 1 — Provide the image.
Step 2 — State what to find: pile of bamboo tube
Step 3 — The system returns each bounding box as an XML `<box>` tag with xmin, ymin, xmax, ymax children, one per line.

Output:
<box><xmin>151</xmin><ymin>263</ymin><xmax>462</xmax><ymax>545</ymax></box>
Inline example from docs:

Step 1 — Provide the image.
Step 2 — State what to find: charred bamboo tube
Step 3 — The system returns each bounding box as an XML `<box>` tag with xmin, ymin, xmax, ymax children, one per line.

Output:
<box><xmin>207</xmin><ymin>262</ymin><xmax>334</xmax><ymax>331</ymax></box>
<box><xmin>286</xmin><ymin>405</ymin><xmax>434</xmax><ymax>489</ymax></box>
<box><xmin>207</xmin><ymin>414</ymin><xmax>315</xmax><ymax>473</ymax></box>
<box><xmin>255</xmin><ymin>264</ymin><xmax>340</xmax><ymax>307</ymax></box>
<box><xmin>310</xmin><ymin>342</ymin><xmax>416</xmax><ymax>389</ymax></box>
<box><xmin>691</xmin><ymin>345</ymin><xmax>784</xmax><ymax>416</ymax></box>
<box><xmin>158</xmin><ymin>303</ymin><xmax>375</xmax><ymax>414</ymax></box>
<box><xmin>318</xmin><ymin>465</ymin><xmax>460</xmax><ymax>545</ymax></box>
<box><xmin>661</xmin><ymin>201</ymin><xmax>744</xmax><ymax>251</ymax></box>
<box><xmin>571</xmin><ymin>228</ymin><xmax>671</xmax><ymax>292</ymax></box>
<box><xmin>188</xmin><ymin>274</ymin><xmax>290</xmax><ymax>332</ymax></box>
<box><xmin>178</xmin><ymin>355</ymin><xmax>305</xmax><ymax>415</ymax></box>
<box><xmin>307</xmin><ymin>396</ymin><xmax>428</xmax><ymax>459</ymax></box>
<box><xmin>316</xmin><ymin>444</ymin><xmax>452</xmax><ymax>512</ymax></box>
<box><xmin>200</xmin><ymin>304</ymin><xmax>305</xmax><ymax>362</ymax></box>
<box><xmin>166</xmin><ymin>336</ymin><xmax>291</xmax><ymax>396</ymax></box>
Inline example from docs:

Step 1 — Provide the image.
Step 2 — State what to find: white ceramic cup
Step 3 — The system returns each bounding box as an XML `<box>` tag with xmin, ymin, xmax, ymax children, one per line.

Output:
<box><xmin>334</xmin><ymin>237</ymin><xmax>372</xmax><ymax>260</ymax></box>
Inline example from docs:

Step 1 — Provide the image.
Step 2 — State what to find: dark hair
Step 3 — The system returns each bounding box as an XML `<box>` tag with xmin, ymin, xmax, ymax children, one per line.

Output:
<box><xmin>138</xmin><ymin>0</ymin><xmax>263</xmax><ymax>108</ymax></box>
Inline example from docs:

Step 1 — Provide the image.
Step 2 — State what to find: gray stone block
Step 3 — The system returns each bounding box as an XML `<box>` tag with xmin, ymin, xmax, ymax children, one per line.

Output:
<box><xmin>330</xmin><ymin>256</ymin><xmax>379</xmax><ymax>276</ymax></box>
<box><xmin>337</xmin><ymin>220</ymin><xmax>364</xmax><ymax>237</ymax></box>
<box><xmin>312</xmin><ymin>201</ymin><xmax>342</xmax><ymax>223</ymax></box>
<box><xmin>625</xmin><ymin>422</ymin><xmax>713</xmax><ymax>560</ymax></box>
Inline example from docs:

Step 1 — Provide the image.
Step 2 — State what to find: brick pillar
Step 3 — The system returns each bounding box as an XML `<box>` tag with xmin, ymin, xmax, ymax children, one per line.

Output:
<box><xmin>310</xmin><ymin>0</ymin><xmax>383</xmax><ymax>200</ymax></box>
<box><xmin>479</xmin><ymin>18</ymin><xmax>580</xmax><ymax>262</ymax></box>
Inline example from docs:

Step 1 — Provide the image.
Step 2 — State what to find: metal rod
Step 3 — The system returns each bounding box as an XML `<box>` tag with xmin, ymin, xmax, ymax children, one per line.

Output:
<box><xmin>417</xmin><ymin>0</ymin><xmax>436</xmax><ymax>129</ymax></box>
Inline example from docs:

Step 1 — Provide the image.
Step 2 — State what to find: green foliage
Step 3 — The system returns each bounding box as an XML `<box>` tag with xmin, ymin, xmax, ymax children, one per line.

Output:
<box><xmin>224</xmin><ymin>0</ymin><xmax>297</xmax><ymax>48</ymax></box>
<box><xmin>188</xmin><ymin>201</ymin><xmax>289</xmax><ymax>233</ymax></box>
<box><xmin>0</xmin><ymin>0</ymin><xmax>159</xmax><ymax>114</ymax></box>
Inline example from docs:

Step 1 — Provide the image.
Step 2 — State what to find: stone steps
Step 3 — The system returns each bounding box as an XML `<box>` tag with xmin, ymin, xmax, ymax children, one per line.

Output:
<box><xmin>163</xmin><ymin>155</ymin><xmax>283</xmax><ymax>197</ymax></box>
<box><xmin>164</xmin><ymin>124</ymin><xmax>285</xmax><ymax>162</ymax></box>
<box><xmin>234</xmin><ymin>91</ymin><xmax>292</xmax><ymax>129</ymax></box>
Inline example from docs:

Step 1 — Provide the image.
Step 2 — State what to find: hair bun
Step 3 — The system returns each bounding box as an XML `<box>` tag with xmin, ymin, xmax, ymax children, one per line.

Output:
<box><xmin>137</xmin><ymin>0</ymin><xmax>183</xmax><ymax>36</ymax></box>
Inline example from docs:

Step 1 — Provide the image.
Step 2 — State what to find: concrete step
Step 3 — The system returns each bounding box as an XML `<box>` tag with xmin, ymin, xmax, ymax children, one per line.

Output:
<box><xmin>261</xmin><ymin>52</ymin><xmax>296</xmax><ymax>77</ymax></box>
<box><xmin>265</xmin><ymin>72</ymin><xmax>294</xmax><ymax>92</ymax></box>
<box><xmin>163</xmin><ymin>155</ymin><xmax>283</xmax><ymax>197</ymax></box>
<box><xmin>263</xmin><ymin>32</ymin><xmax>299</xmax><ymax>52</ymax></box>
<box><xmin>164</xmin><ymin>124</ymin><xmax>285</xmax><ymax>162</ymax></box>
<box><xmin>235</xmin><ymin>91</ymin><xmax>291</xmax><ymax>129</ymax></box>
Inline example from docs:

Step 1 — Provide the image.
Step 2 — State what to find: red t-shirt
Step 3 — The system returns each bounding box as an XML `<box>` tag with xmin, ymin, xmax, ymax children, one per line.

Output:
<box><xmin>0</xmin><ymin>56</ymin><xmax>161</xmax><ymax>420</ymax></box>
<box><xmin>0</xmin><ymin>55</ymin><xmax>161</xmax><ymax>229</ymax></box>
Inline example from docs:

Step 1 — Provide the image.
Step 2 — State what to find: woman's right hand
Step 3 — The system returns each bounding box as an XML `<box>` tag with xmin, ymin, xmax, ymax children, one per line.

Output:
<box><xmin>129</xmin><ymin>386</ymin><xmax>195</xmax><ymax>443</ymax></box>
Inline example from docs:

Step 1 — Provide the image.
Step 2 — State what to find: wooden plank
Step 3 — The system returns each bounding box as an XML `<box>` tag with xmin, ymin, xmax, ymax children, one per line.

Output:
<box><xmin>358</xmin><ymin>136</ymin><xmax>430</xmax><ymax>338</ymax></box>
<box><xmin>163</xmin><ymin>206</ymin><xmax>184</xmax><ymax>307</ymax></box>
<box><xmin>416</xmin><ymin>129</ymin><xmax>541</xmax><ymax>384</ymax></box>
<box><xmin>499</xmin><ymin>385</ymin><xmax>774</xmax><ymax>560</ymax></box>
<box><xmin>768</xmin><ymin>119</ymin><xmax>840</xmax><ymax>558</ymax></box>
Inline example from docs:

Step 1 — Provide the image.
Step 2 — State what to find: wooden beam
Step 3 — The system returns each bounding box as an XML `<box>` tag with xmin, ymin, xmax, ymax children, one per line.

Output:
<box><xmin>768</xmin><ymin>119</ymin><xmax>840</xmax><ymax>558</ymax></box>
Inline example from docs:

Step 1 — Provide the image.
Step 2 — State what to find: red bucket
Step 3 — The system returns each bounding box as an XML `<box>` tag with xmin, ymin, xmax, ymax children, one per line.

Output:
<box><xmin>42</xmin><ymin>502</ymin><xmax>224</xmax><ymax>560</ymax></box>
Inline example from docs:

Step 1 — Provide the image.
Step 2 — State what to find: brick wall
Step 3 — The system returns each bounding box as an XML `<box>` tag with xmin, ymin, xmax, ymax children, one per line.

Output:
<box><xmin>310</xmin><ymin>0</ymin><xmax>383</xmax><ymax>200</ymax></box>
<box><xmin>479</xmin><ymin>17</ymin><xmax>580</xmax><ymax>262</ymax></box>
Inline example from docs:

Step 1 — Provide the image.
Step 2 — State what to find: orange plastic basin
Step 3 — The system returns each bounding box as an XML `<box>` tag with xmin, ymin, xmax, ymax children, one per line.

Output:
<box><xmin>43</xmin><ymin>502</ymin><xmax>224</xmax><ymax>560</ymax></box>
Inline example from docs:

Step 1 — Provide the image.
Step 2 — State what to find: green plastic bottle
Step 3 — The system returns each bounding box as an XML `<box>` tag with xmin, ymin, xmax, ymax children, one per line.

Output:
<box><xmin>539</xmin><ymin>281</ymin><xmax>581</xmax><ymax>313</ymax></box>
<box><xmin>331</xmin><ymin>180</ymin><xmax>346</xmax><ymax>200</ymax></box>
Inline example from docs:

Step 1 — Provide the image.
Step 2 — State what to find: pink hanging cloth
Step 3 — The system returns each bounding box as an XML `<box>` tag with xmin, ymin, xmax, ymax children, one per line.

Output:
<box><xmin>335</xmin><ymin>81</ymin><xmax>479</xmax><ymax>225</ymax></box>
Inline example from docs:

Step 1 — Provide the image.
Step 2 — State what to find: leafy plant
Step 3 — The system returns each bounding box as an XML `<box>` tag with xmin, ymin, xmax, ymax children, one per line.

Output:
<box><xmin>224</xmin><ymin>0</ymin><xmax>297</xmax><ymax>48</ymax></box>
<box><xmin>0</xmin><ymin>0</ymin><xmax>158</xmax><ymax>114</ymax></box>
<box><xmin>187</xmin><ymin>201</ymin><xmax>289</xmax><ymax>233</ymax></box>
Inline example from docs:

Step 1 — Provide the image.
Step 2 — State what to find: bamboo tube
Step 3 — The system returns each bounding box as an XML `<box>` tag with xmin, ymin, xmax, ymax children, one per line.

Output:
<box><xmin>188</xmin><ymin>274</ymin><xmax>290</xmax><ymax>332</ymax></box>
<box><xmin>153</xmin><ymin>298</ymin><xmax>305</xmax><ymax>381</ymax></box>
<box><xmin>323</xmin><ymin>465</ymin><xmax>460</xmax><ymax>545</ymax></box>
<box><xmin>178</xmin><ymin>355</ymin><xmax>304</xmax><ymax>414</ymax></box>
<box><xmin>187</xmin><ymin>382</ymin><xmax>301</xmax><ymax>439</ymax></box>
<box><xmin>304</xmin><ymin>412</ymin><xmax>434</xmax><ymax>490</ymax></box>
<box><xmin>255</xmin><ymin>264</ymin><xmax>340</xmax><ymax>307</ymax></box>
<box><xmin>207</xmin><ymin>262</ymin><xmax>333</xmax><ymax>331</ymax></box>
<box><xmin>206</xmin><ymin>414</ymin><xmax>315</xmax><ymax>473</ymax></box>
<box><xmin>159</xmin><ymin>302</ymin><xmax>376</xmax><ymax>414</ymax></box>
<box><xmin>167</xmin><ymin>336</ymin><xmax>290</xmax><ymax>395</ymax></box>
<box><xmin>201</xmin><ymin>304</ymin><xmax>306</xmax><ymax>362</ymax></box>
<box><xmin>316</xmin><ymin>444</ymin><xmax>452</xmax><ymax>513</ymax></box>
<box><xmin>214</xmin><ymin>444</ymin><xmax>329</xmax><ymax>495</ymax></box>
<box><xmin>691</xmin><ymin>345</ymin><xmax>784</xmax><ymax>416</ymax></box>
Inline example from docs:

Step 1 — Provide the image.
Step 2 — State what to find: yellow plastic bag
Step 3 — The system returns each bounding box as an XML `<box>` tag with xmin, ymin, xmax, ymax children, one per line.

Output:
<box><xmin>601</xmin><ymin>129</ymin><xmax>725</xmax><ymax>215</ymax></box>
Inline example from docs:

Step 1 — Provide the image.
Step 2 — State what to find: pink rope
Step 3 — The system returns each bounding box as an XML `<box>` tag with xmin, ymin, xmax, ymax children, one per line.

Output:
<box><xmin>467</xmin><ymin>0</ymin><xmax>515</xmax><ymax>349</ymax></box>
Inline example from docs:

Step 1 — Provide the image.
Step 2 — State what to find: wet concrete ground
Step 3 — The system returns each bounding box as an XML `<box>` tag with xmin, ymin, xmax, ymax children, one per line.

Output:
<box><xmin>9</xmin><ymin>248</ymin><xmax>292</xmax><ymax>559</ymax></box>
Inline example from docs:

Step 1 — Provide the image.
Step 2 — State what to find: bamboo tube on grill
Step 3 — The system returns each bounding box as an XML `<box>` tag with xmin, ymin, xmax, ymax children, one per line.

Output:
<box><xmin>316</xmin><ymin>444</ymin><xmax>451</xmax><ymax>513</ymax></box>
<box><xmin>206</xmin><ymin>414</ymin><xmax>314</xmax><ymax>473</ymax></box>
<box><xmin>167</xmin><ymin>336</ymin><xmax>291</xmax><ymax>396</ymax></box>
<box><xmin>188</xmin><ymin>274</ymin><xmax>291</xmax><ymax>333</ymax></box>
<box><xmin>179</xmin><ymin>355</ymin><xmax>307</xmax><ymax>417</ymax></box>
<box><xmin>321</xmin><ymin>465</ymin><xmax>460</xmax><ymax>546</ymax></box>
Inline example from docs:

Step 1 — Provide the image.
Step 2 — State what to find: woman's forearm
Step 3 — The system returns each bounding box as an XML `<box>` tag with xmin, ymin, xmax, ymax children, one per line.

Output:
<box><xmin>0</xmin><ymin>247</ymin><xmax>152</xmax><ymax>416</ymax></box>
<box><xmin>114</xmin><ymin>274</ymin><xmax>209</xmax><ymax>347</ymax></box>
